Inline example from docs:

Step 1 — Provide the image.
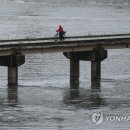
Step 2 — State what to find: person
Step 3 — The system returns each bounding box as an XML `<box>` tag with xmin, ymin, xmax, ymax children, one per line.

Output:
<box><xmin>56</xmin><ymin>25</ymin><xmax>64</xmax><ymax>41</ymax></box>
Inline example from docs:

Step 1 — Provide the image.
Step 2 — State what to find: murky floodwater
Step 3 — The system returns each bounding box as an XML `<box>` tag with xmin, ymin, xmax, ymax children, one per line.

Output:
<box><xmin>0</xmin><ymin>0</ymin><xmax>130</xmax><ymax>130</ymax></box>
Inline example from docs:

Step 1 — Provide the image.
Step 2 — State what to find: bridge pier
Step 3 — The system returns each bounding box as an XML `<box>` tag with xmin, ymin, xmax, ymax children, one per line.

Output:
<box><xmin>0</xmin><ymin>54</ymin><xmax>25</xmax><ymax>87</ymax></box>
<box><xmin>70</xmin><ymin>59</ymin><xmax>79</xmax><ymax>89</ymax></box>
<box><xmin>63</xmin><ymin>48</ymin><xmax>107</xmax><ymax>89</ymax></box>
<box><xmin>91</xmin><ymin>61</ymin><xmax>101</xmax><ymax>89</ymax></box>
<box><xmin>8</xmin><ymin>66</ymin><xmax>18</xmax><ymax>86</ymax></box>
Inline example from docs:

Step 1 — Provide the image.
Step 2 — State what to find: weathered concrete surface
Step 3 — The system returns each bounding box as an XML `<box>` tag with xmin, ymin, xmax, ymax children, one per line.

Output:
<box><xmin>70</xmin><ymin>59</ymin><xmax>80</xmax><ymax>89</ymax></box>
<box><xmin>8</xmin><ymin>66</ymin><xmax>18</xmax><ymax>86</ymax></box>
<box><xmin>0</xmin><ymin>34</ymin><xmax>130</xmax><ymax>55</ymax></box>
<box><xmin>64</xmin><ymin>48</ymin><xmax>107</xmax><ymax>89</ymax></box>
<box><xmin>0</xmin><ymin>55</ymin><xmax>25</xmax><ymax>86</ymax></box>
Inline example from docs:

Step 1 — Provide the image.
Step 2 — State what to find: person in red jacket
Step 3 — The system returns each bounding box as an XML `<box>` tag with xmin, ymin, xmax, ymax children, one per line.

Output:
<box><xmin>56</xmin><ymin>25</ymin><xmax>64</xmax><ymax>40</ymax></box>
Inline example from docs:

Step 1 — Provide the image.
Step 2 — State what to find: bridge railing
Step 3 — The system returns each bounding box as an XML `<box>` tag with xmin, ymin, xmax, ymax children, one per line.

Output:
<box><xmin>0</xmin><ymin>33</ymin><xmax>130</xmax><ymax>43</ymax></box>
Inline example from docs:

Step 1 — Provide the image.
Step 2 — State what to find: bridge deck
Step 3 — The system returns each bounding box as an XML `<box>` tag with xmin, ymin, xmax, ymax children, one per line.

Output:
<box><xmin>0</xmin><ymin>34</ymin><xmax>130</xmax><ymax>55</ymax></box>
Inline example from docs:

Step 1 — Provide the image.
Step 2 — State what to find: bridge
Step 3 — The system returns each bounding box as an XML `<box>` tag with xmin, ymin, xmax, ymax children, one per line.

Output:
<box><xmin>0</xmin><ymin>33</ymin><xmax>130</xmax><ymax>89</ymax></box>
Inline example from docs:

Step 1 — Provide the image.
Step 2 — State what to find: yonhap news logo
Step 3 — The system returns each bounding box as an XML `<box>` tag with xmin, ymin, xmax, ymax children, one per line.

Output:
<box><xmin>92</xmin><ymin>112</ymin><xmax>130</xmax><ymax>125</ymax></box>
<box><xmin>92</xmin><ymin>112</ymin><xmax>104</xmax><ymax>125</ymax></box>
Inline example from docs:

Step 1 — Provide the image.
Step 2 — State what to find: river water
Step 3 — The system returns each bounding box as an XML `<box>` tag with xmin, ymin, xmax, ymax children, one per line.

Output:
<box><xmin>0</xmin><ymin>0</ymin><xmax>130</xmax><ymax>130</ymax></box>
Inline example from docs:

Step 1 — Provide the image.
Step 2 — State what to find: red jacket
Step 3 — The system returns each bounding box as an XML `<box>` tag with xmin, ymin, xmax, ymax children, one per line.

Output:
<box><xmin>57</xmin><ymin>26</ymin><xmax>64</xmax><ymax>32</ymax></box>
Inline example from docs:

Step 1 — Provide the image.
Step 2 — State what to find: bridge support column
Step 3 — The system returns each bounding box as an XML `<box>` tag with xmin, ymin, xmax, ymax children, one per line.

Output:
<box><xmin>63</xmin><ymin>52</ymin><xmax>80</xmax><ymax>89</ymax></box>
<box><xmin>70</xmin><ymin>59</ymin><xmax>79</xmax><ymax>89</ymax></box>
<box><xmin>0</xmin><ymin>54</ymin><xmax>25</xmax><ymax>87</ymax></box>
<box><xmin>64</xmin><ymin>48</ymin><xmax>107</xmax><ymax>89</ymax></box>
<box><xmin>90</xmin><ymin>48</ymin><xmax>107</xmax><ymax>89</ymax></box>
<box><xmin>8</xmin><ymin>66</ymin><xmax>18</xmax><ymax>86</ymax></box>
<box><xmin>91</xmin><ymin>61</ymin><xmax>101</xmax><ymax>89</ymax></box>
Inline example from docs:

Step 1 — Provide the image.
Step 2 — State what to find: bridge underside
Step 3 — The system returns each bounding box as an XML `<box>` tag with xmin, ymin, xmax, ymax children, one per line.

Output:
<box><xmin>0</xmin><ymin>48</ymin><xmax>107</xmax><ymax>89</ymax></box>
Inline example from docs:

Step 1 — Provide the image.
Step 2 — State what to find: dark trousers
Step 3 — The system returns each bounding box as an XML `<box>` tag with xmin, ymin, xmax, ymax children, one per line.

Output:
<box><xmin>59</xmin><ymin>32</ymin><xmax>64</xmax><ymax>40</ymax></box>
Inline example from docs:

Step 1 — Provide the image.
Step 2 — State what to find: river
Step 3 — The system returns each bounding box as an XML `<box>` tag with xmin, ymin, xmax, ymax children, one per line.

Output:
<box><xmin>0</xmin><ymin>0</ymin><xmax>130</xmax><ymax>130</ymax></box>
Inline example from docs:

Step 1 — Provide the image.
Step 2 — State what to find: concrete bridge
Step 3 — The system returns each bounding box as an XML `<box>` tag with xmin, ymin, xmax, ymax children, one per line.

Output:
<box><xmin>0</xmin><ymin>33</ymin><xmax>130</xmax><ymax>89</ymax></box>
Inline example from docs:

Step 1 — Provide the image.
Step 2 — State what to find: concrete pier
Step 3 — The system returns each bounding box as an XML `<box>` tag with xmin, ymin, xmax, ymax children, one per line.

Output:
<box><xmin>63</xmin><ymin>52</ymin><xmax>80</xmax><ymax>89</ymax></box>
<box><xmin>91</xmin><ymin>61</ymin><xmax>101</xmax><ymax>89</ymax></box>
<box><xmin>64</xmin><ymin>48</ymin><xmax>107</xmax><ymax>89</ymax></box>
<box><xmin>70</xmin><ymin>59</ymin><xmax>79</xmax><ymax>89</ymax></box>
<box><xmin>90</xmin><ymin>48</ymin><xmax>107</xmax><ymax>89</ymax></box>
<box><xmin>0</xmin><ymin>55</ymin><xmax>25</xmax><ymax>86</ymax></box>
<box><xmin>8</xmin><ymin>85</ymin><xmax>18</xmax><ymax>105</ymax></box>
<box><xmin>8</xmin><ymin>66</ymin><xmax>18</xmax><ymax>86</ymax></box>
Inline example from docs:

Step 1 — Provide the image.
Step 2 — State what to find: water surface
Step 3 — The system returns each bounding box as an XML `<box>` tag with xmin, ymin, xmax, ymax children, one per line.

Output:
<box><xmin>0</xmin><ymin>0</ymin><xmax>130</xmax><ymax>130</ymax></box>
